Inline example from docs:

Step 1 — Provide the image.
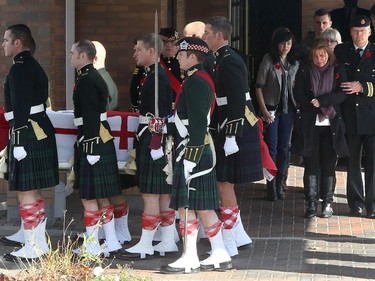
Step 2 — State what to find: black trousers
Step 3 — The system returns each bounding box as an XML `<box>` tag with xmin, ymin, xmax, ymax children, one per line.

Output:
<box><xmin>346</xmin><ymin>133</ymin><xmax>375</xmax><ymax>213</ymax></box>
<box><xmin>303</xmin><ymin>126</ymin><xmax>337</xmax><ymax>178</ymax></box>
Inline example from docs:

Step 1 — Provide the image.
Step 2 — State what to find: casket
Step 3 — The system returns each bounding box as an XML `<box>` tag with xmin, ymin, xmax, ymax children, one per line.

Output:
<box><xmin>0</xmin><ymin>109</ymin><xmax>9</xmax><ymax>151</ymax></box>
<box><xmin>47</xmin><ymin>110</ymin><xmax>139</xmax><ymax>172</ymax></box>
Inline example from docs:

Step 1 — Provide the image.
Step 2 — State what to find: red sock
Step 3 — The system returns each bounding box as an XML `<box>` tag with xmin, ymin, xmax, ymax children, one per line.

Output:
<box><xmin>37</xmin><ymin>198</ymin><xmax>45</xmax><ymax>221</ymax></box>
<box><xmin>160</xmin><ymin>210</ymin><xmax>175</xmax><ymax>227</ymax></box>
<box><xmin>141</xmin><ymin>213</ymin><xmax>161</xmax><ymax>230</ymax></box>
<box><xmin>220</xmin><ymin>205</ymin><xmax>239</xmax><ymax>229</ymax></box>
<box><xmin>179</xmin><ymin>219</ymin><xmax>199</xmax><ymax>237</ymax></box>
<box><xmin>100</xmin><ymin>205</ymin><xmax>114</xmax><ymax>225</ymax></box>
<box><xmin>113</xmin><ymin>202</ymin><xmax>128</xmax><ymax>218</ymax></box>
<box><xmin>204</xmin><ymin>220</ymin><xmax>222</xmax><ymax>238</ymax></box>
<box><xmin>20</xmin><ymin>201</ymin><xmax>39</xmax><ymax>230</ymax></box>
<box><xmin>84</xmin><ymin>210</ymin><xmax>101</xmax><ymax>227</ymax></box>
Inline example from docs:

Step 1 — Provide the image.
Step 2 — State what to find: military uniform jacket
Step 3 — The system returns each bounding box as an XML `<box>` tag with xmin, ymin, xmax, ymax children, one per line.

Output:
<box><xmin>294</xmin><ymin>64</ymin><xmax>349</xmax><ymax>158</ymax></box>
<box><xmin>73</xmin><ymin>64</ymin><xmax>110</xmax><ymax>154</ymax></box>
<box><xmin>211</xmin><ymin>45</ymin><xmax>256</xmax><ymax>137</ymax></box>
<box><xmin>138</xmin><ymin>63</ymin><xmax>173</xmax><ymax>123</ymax></box>
<box><xmin>4</xmin><ymin>51</ymin><xmax>53</xmax><ymax>145</ymax></box>
<box><xmin>334</xmin><ymin>42</ymin><xmax>375</xmax><ymax>135</ymax></box>
<box><xmin>160</xmin><ymin>55</ymin><xmax>183</xmax><ymax>101</ymax></box>
<box><xmin>175</xmin><ymin>65</ymin><xmax>213</xmax><ymax>164</ymax></box>
<box><xmin>129</xmin><ymin>66</ymin><xmax>146</xmax><ymax>111</ymax></box>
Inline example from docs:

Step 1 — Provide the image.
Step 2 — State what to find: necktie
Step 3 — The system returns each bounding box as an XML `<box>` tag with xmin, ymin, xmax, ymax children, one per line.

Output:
<box><xmin>356</xmin><ymin>48</ymin><xmax>363</xmax><ymax>59</ymax></box>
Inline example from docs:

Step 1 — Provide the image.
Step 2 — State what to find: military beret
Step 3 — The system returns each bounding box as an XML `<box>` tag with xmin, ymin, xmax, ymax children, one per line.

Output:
<box><xmin>350</xmin><ymin>15</ymin><xmax>371</xmax><ymax>28</ymax></box>
<box><xmin>176</xmin><ymin>37</ymin><xmax>209</xmax><ymax>54</ymax></box>
<box><xmin>159</xmin><ymin>27</ymin><xmax>179</xmax><ymax>42</ymax></box>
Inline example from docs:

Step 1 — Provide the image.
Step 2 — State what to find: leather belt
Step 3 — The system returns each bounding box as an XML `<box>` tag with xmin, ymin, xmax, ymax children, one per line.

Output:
<box><xmin>4</xmin><ymin>104</ymin><xmax>44</xmax><ymax>121</ymax></box>
<box><xmin>216</xmin><ymin>92</ymin><xmax>250</xmax><ymax>106</ymax></box>
<box><xmin>73</xmin><ymin>112</ymin><xmax>107</xmax><ymax>126</ymax></box>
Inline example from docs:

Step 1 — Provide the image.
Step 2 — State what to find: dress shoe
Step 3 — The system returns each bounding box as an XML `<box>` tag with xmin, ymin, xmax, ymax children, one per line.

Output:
<box><xmin>349</xmin><ymin>207</ymin><xmax>363</xmax><ymax>217</ymax></box>
<box><xmin>160</xmin><ymin>264</ymin><xmax>200</xmax><ymax>274</ymax></box>
<box><xmin>0</xmin><ymin>237</ymin><xmax>23</xmax><ymax>247</ymax></box>
<box><xmin>3</xmin><ymin>252</ymin><xmax>39</xmax><ymax>263</ymax></box>
<box><xmin>366</xmin><ymin>211</ymin><xmax>375</xmax><ymax>218</ymax></box>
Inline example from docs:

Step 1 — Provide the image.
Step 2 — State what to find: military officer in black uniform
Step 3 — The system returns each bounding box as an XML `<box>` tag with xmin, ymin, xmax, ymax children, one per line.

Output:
<box><xmin>70</xmin><ymin>40</ymin><xmax>123</xmax><ymax>256</ymax></box>
<box><xmin>119</xmin><ymin>33</ymin><xmax>177</xmax><ymax>260</ymax></box>
<box><xmin>202</xmin><ymin>16</ymin><xmax>263</xmax><ymax>257</ymax></box>
<box><xmin>334</xmin><ymin>16</ymin><xmax>375</xmax><ymax>218</ymax></box>
<box><xmin>2</xmin><ymin>24</ymin><xmax>59</xmax><ymax>261</ymax></box>
<box><xmin>159</xmin><ymin>27</ymin><xmax>184</xmax><ymax>104</ymax></box>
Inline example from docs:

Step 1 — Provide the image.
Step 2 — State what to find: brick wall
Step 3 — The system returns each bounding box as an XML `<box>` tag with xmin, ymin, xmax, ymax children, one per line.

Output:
<box><xmin>0</xmin><ymin>0</ymin><xmax>66</xmax><ymax>110</ymax></box>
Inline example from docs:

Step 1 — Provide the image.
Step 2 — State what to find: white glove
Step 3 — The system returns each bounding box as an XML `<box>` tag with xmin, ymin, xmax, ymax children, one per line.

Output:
<box><xmin>183</xmin><ymin>159</ymin><xmax>197</xmax><ymax>180</ymax></box>
<box><xmin>150</xmin><ymin>147</ymin><xmax>164</xmax><ymax>160</ymax></box>
<box><xmin>13</xmin><ymin>146</ymin><xmax>27</xmax><ymax>161</ymax></box>
<box><xmin>224</xmin><ymin>136</ymin><xmax>239</xmax><ymax>156</ymax></box>
<box><xmin>87</xmin><ymin>155</ymin><xmax>100</xmax><ymax>165</ymax></box>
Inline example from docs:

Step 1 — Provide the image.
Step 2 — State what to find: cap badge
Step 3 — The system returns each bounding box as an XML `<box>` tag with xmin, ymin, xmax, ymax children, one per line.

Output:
<box><xmin>180</xmin><ymin>40</ymin><xmax>189</xmax><ymax>51</ymax></box>
<box><xmin>361</xmin><ymin>19</ymin><xmax>365</xmax><ymax>25</ymax></box>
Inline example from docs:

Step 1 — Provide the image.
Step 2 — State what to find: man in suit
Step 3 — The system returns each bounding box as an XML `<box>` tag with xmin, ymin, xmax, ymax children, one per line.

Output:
<box><xmin>334</xmin><ymin>16</ymin><xmax>375</xmax><ymax>218</ymax></box>
<box><xmin>331</xmin><ymin>0</ymin><xmax>371</xmax><ymax>43</ymax></box>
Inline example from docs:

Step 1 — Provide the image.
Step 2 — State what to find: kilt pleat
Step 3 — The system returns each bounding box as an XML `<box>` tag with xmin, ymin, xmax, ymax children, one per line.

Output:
<box><xmin>215</xmin><ymin>121</ymin><xmax>263</xmax><ymax>184</ymax></box>
<box><xmin>76</xmin><ymin>140</ymin><xmax>121</xmax><ymax>200</ymax></box>
<box><xmin>135</xmin><ymin>130</ymin><xmax>171</xmax><ymax>194</ymax></box>
<box><xmin>170</xmin><ymin>144</ymin><xmax>219</xmax><ymax>211</ymax></box>
<box><xmin>8</xmin><ymin>126</ymin><xmax>59</xmax><ymax>191</ymax></box>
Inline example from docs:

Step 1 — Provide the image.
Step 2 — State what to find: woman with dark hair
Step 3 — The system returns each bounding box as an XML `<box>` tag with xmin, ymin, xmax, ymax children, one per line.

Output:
<box><xmin>255</xmin><ymin>28</ymin><xmax>299</xmax><ymax>201</ymax></box>
<box><xmin>294</xmin><ymin>38</ymin><xmax>349</xmax><ymax>218</ymax></box>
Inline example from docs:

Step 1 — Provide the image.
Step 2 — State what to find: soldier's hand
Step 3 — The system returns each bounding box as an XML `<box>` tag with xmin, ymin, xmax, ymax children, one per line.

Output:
<box><xmin>183</xmin><ymin>159</ymin><xmax>196</xmax><ymax>180</ymax></box>
<box><xmin>13</xmin><ymin>146</ymin><xmax>27</xmax><ymax>161</ymax></box>
<box><xmin>150</xmin><ymin>147</ymin><xmax>164</xmax><ymax>160</ymax></box>
<box><xmin>87</xmin><ymin>155</ymin><xmax>100</xmax><ymax>165</ymax></box>
<box><xmin>224</xmin><ymin>136</ymin><xmax>239</xmax><ymax>156</ymax></box>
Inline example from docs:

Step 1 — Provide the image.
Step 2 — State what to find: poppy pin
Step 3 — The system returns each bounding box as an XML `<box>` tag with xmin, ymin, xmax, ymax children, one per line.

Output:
<box><xmin>335</xmin><ymin>73</ymin><xmax>340</xmax><ymax>79</ymax></box>
<box><xmin>275</xmin><ymin>64</ymin><xmax>281</xmax><ymax>70</ymax></box>
<box><xmin>365</xmin><ymin>51</ymin><xmax>371</xmax><ymax>58</ymax></box>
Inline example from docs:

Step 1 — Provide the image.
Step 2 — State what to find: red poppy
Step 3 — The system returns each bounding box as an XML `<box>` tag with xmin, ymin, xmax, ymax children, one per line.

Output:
<box><xmin>275</xmin><ymin>64</ymin><xmax>281</xmax><ymax>70</ymax></box>
<box><xmin>335</xmin><ymin>73</ymin><xmax>340</xmax><ymax>79</ymax></box>
<box><xmin>365</xmin><ymin>51</ymin><xmax>371</xmax><ymax>58</ymax></box>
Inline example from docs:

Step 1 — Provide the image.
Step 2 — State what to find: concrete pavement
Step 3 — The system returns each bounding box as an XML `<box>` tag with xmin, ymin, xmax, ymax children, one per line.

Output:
<box><xmin>0</xmin><ymin>165</ymin><xmax>374</xmax><ymax>280</ymax></box>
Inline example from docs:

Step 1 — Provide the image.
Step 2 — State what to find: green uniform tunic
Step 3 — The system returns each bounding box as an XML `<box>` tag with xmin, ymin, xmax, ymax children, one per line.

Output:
<box><xmin>170</xmin><ymin>64</ymin><xmax>219</xmax><ymax>210</ymax></box>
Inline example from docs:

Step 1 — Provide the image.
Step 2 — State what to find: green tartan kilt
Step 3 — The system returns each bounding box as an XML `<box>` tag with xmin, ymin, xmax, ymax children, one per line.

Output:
<box><xmin>75</xmin><ymin>139</ymin><xmax>121</xmax><ymax>200</ymax></box>
<box><xmin>135</xmin><ymin>128</ymin><xmax>171</xmax><ymax>194</ymax></box>
<box><xmin>170</xmin><ymin>143</ymin><xmax>219</xmax><ymax>211</ymax></box>
<box><xmin>215</xmin><ymin>120</ymin><xmax>263</xmax><ymax>184</ymax></box>
<box><xmin>7</xmin><ymin>124</ymin><xmax>59</xmax><ymax>191</ymax></box>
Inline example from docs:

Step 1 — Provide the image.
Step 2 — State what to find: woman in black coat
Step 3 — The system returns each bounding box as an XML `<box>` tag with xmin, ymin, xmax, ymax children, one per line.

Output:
<box><xmin>294</xmin><ymin>38</ymin><xmax>349</xmax><ymax>218</ymax></box>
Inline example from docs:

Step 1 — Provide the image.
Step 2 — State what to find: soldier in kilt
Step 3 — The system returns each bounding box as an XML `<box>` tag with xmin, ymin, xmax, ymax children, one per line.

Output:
<box><xmin>160</xmin><ymin>37</ymin><xmax>232</xmax><ymax>274</ymax></box>
<box><xmin>1</xmin><ymin>24</ymin><xmax>59</xmax><ymax>262</ymax></box>
<box><xmin>202</xmin><ymin>16</ymin><xmax>264</xmax><ymax>257</ymax></box>
<box><xmin>70</xmin><ymin>40</ymin><xmax>122</xmax><ymax>257</ymax></box>
<box><xmin>118</xmin><ymin>33</ymin><xmax>176</xmax><ymax>260</ymax></box>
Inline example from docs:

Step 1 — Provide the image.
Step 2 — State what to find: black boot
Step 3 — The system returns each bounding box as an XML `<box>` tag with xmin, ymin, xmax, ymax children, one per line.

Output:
<box><xmin>266</xmin><ymin>179</ymin><xmax>277</xmax><ymax>201</ymax></box>
<box><xmin>281</xmin><ymin>173</ymin><xmax>288</xmax><ymax>191</ymax></box>
<box><xmin>304</xmin><ymin>175</ymin><xmax>318</xmax><ymax>218</ymax></box>
<box><xmin>321</xmin><ymin>176</ymin><xmax>336</xmax><ymax>218</ymax></box>
<box><xmin>276</xmin><ymin>174</ymin><xmax>285</xmax><ymax>200</ymax></box>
